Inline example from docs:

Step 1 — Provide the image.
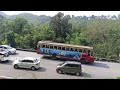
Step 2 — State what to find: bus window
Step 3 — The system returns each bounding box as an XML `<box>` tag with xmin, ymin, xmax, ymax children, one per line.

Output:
<box><xmin>62</xmin><ymin>47</ymin><xmax>65</xmax><ymax>50</ymax></box>
<box><xmin>88</xmin><ymin>50</ymin><xmax>91</xmax><ymax>56</ymax></box>
<box><xmin>66</xmin><ymin>48</ymin><xmax>69</xmax><ymax>51</ymax></box>
<box><xmin>40</xmin><ymin>45</ymin><xmax>42</xmax><ymax>48</ymax></box>
<box><xmin>37</xmin><ymin>45</ymin><xmax>40</xmax><ymax>48</ymax></box>
<box><xmin>79</xmin><ymin>49</ymin><xmax>82</xmax><ymax>52</ymax></box>
<box><xmin>75</xmin><ymin>49</ymin><xmax>78</xmax><ymax>52</ymax></box>
<box><xmin>50</xmin><ymin>46</ymin><xmax>53</xmax><ymax>49</ymax></box>
<box><xmin>54</xmin><ymin>46</ymin><xmax>57</xmax><ymax>49</ymax></box>
<box><xmin>58</xmin><ymin>47</ymin><xmax>61</xmax><ymax>50</ymax></box>
<box><xmin>42</xmin><ymin>45</ymin><xmax>45</xmax><ymax>48</ymax></box>
<box><xmin>91</xmin><ymin>51</ymin><xmax>94</xmax><ymax>56</ymax></box>
<box><xmin>70</xmin><ymin>48</ymin><xmax>74</xmax><ymax>51</ymax></box>
<box><xmin>86</xmin><ymin>50</ymin><xmax>88</xmax><ymax>54</ymax></box>
<box><xmin>83</xmin><ymin>50</ymin><xmax>86</xmax><ymax>53</ymax></box>
<box><xmin>46</xmin><ymin>45</ymin><xmax>49</xmax><ymax>48</ymax></box>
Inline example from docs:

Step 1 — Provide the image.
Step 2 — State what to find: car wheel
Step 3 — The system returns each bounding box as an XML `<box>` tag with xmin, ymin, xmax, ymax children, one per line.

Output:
<box><xmin>0</xmin><ymin>59</ymin><xmax>1</xmax><ymax>63</ymax></box>
<box><xmin>31</xmin><ymin>66</ymin><xmax>36</xmax><ymax>71</ymax></box>
<box><xmin>6</xmin><ymin>60</ymin><xmax>9</xmax><ymax>62</ymax></box>
<box><xmin>14</xmin><ymin>64</ymin><xmax>19</xmax><ymax>69</ymax></box>
<box><xmin>8</xmin><ymin>51</ymin><xmax>11</xmax><ymax>55</ymax></box>
<box><xmin>57</xmin><ymin>69</ymin><xmax>62</xmax><ymax>74</ymax></box>
<box><xmin>76</xmin><ymin>72</ymin><xmax>80</xmax><ymax>76</ymax></box>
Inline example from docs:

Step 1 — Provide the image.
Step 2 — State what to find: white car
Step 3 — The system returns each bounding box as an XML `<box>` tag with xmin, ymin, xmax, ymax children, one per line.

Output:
<box><xmin>0</xmin><ymin>49</ymin><xmax>9</xmax><ymax>57</ymax></box>
<box><xmin>13</xmin><ymin>57</ymin><xmax>40</xmax><ymax>70</ymax></box>
<box><xmin>0</xmin><ymin>45</ymin><xmax>16</xmax><ymax>55</ymax></box>
<box><xmin>0</xmin><ymin>53</ymin><xmax>9</xmax><ymax>62</ymax></box>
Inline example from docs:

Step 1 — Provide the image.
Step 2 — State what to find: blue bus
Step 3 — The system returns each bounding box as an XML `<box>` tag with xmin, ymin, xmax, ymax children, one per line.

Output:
<box><xmin>37</xmin><ymin>41</ymin><xmax>94</xmax><ymax>63</ymax></box>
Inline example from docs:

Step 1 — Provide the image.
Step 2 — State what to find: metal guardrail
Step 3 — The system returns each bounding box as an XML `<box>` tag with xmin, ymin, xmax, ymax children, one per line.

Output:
<box><xmin>16</xmin><ymin>48</ymin><xmax>120</xmax><ymax>63</ymax></box>
<box><xmin>94</xmin><ymin>57</ymin><xmax>120</xmax><ymax>63</ymax></box>
<box><xmin>16</xmin><ymin>48</ymin><xmax>37</xmax><ymax>52</ymax></box>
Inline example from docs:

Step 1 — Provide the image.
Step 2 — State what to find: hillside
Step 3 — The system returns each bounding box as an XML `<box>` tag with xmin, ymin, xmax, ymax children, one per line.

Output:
<box><xmin>0</xmin><ymin>12</ymin><xmax>52</xmax><ymax>25</ymax></box>
<box><xmin>0</xmin><ymin>12</ymin><xmax>8</xmax><ymax>17</ymax></box>
<box><xmin>0</xmin><ymin>15</ymin><xmax>4</xmax><ymax>19</ymax></box>
<box><xmin>6</xmin><ymin>13</ymin><xmax>52</xmax><ymax>25</ymax></box>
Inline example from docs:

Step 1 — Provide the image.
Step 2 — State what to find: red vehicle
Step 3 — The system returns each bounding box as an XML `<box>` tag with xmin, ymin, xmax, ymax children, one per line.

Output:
<box><xmin>37</xmin><ymin>41</ymin><xmax>94</xmax><ymax>64</ymax></box>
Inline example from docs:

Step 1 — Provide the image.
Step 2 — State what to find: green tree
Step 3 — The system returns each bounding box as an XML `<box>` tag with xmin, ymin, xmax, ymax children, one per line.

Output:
<box><xmin>49</xmin><ymin>12</ymin><xmax>72</xmax><ymax>42</ymax></box>
<box><xmin>13</xmin><ymin>17</ymin><xmax>28</xmax><ymax>35</ymax></box>
<box><xmin>6</xmin><ymin>31</ymin><xmax>16</xmax><ymax>47</ymax></box>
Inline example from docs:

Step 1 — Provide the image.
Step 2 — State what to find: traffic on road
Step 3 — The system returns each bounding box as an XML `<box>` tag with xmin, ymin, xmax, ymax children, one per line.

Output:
<box><xmin>0</xmin><ymin>50</ymin><xmax>120</xmax><ymax>79</ymax></box>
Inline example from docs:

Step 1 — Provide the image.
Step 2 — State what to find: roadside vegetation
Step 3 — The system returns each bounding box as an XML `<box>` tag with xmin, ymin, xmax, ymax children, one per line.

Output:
<box><xmin>0</xmin><ymin>12</ymin><xmax>120</xmax><ymax>60</ymax></box>
<box><xmin>116</xmin><ymin>77</ymin><xmax>120</xmax><ymax>79</ymax></box>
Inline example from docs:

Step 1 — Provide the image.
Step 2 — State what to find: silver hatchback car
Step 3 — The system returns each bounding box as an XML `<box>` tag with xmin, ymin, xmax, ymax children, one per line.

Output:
<box><xmin>13</xmin><ymin>57</ymin><xmax>40</xmax><ymax>70</ymax></box>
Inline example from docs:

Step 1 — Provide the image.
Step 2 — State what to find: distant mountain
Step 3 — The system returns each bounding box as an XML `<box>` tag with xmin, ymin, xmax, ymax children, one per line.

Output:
<box><xmin>0</xmin><ymin>15</ymin><xmax>4</xmax><ymax>19</ymax></box>
<box><xmin>0</xmin><ymin>12</ymin><xmax>8</xmax><ymax>17</ymax></box>
<box><xmin>0</xmin><ymin>15</ymin><xmax>6</xmax><ymax>21</ymax></box>
<box><xmin>0</xmin><ymin>12</ymin><xmax>6</xmax><ymax>21</ymax></box>
<box><xmin>39</xmin><ymin>15</ymin><xmax>52</xmax><ymax>24</ymax></box>
<box><xmin>6</xmin><ymin>13</ymin><xmax>52</xmax><ymax>25</ymax></box>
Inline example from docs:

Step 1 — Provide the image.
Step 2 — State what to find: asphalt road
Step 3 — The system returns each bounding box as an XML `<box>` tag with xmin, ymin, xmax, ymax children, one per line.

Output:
<box><xmin>0</xmin><ymin>50</ymin><xmax>120</xmax><ymax>79</ymax></box>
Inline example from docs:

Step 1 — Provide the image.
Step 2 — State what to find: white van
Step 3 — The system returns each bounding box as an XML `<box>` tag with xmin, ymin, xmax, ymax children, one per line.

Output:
<box><xmin>0</xmin><ymin>53</ymin><xmax>8</xmax><ymax>62</ymax></box>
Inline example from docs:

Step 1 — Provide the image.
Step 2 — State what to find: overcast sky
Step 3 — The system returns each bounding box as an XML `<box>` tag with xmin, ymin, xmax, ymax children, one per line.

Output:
<box><xmin>1</xmin><ymin>11</ymin><xmax>120</xmax><ymax>16</ymax></box>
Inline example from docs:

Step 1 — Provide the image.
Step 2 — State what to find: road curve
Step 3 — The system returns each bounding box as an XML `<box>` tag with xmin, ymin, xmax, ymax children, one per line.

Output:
<box><xmin>0</xmin><ymin>50</ymin><xmax>120</xmax><ymax>79</ymax></box>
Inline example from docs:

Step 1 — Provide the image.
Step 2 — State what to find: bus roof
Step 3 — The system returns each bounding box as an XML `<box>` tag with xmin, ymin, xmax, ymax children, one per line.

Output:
<box><xmin>38</xmin><ymin>41</ymin><xmax>93</xmax><ymax>50</ymax></box>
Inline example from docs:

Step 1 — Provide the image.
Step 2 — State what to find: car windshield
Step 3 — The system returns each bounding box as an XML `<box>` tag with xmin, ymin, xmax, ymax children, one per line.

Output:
<box><xmin>0</xmin><ymin>49</ymin><xmax>4</xmax><ymax>51</ymax></box>
<box><xmin>7</xmin><ymin>46</ymin><xmax>12</xmax><ymax>49</ymax></box>
<box><xmin>59</xmin><ymin>62</ymin><xmax>65</xmax><ymax>66</ymax></box>
<box><xmin>19</xmin><ymin>59</ymin><xmax>22</xmax><ymax>62</ymax></box>
<box><xmin>34</xmin><ymin>59</ymin><xmax>39</xmax><ymax>63</ymax></box>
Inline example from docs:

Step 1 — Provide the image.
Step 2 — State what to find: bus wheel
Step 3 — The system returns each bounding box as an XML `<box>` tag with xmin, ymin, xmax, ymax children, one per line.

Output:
<box><xmin>80</xmin><ymin>59</ymin><xmax>86</xmax><ymax>64</ymax></box>
<box><xmin>52</xmin><ymin>55</ymin><xmax>56</xmax><ymax>60</ymax></box>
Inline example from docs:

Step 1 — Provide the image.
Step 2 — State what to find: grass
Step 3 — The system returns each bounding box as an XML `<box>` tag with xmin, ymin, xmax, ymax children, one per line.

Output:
<box><xmin>116</xmin><ymin>77</ymin><xmax>120</xmax><ymax>79</ymax></box>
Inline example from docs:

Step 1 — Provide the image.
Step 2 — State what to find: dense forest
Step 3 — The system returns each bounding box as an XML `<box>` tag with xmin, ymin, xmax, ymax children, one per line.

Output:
<box><xmin>0</xmin><ymin>12</ymin><xmax>120</xmax><ymax>60</ymax></box>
